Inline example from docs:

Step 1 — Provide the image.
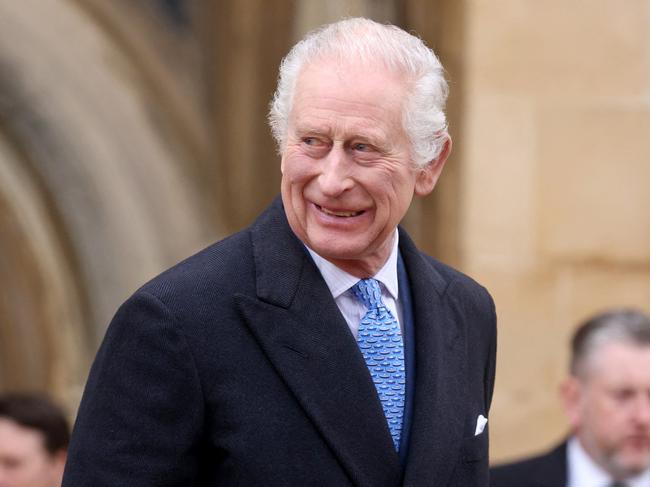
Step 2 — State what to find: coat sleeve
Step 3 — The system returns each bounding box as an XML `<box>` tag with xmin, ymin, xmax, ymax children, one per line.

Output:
<box><xmin>63</xmin><ymin>291</ymin><xmax>204</xmax><ymax>486</ymax></box>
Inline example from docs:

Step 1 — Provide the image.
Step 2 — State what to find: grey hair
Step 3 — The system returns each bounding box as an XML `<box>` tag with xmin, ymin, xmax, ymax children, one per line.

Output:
<box><xmin>268</xmin><ymin>17</ymin><xmax>449</xmax><ymax>169</ymax></box>
<box><xmin>570</xmin><ymin>308</ymin><xmax>650</xmax><ymax>377</ymax></box>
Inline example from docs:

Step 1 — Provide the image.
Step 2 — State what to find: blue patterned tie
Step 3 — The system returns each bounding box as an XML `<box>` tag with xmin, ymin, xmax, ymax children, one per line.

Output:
<box><xmin>351</xmin><ymin>278</ymin><xmax>405</xmax><ymax>450</ymax></box>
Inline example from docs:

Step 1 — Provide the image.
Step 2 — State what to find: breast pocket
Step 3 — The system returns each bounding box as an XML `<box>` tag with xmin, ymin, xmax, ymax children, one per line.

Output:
<box><xmin>461</xmin><ymin>428</ymin><xmax>489</xmax><ymax>463</ymax></box>
<box><xmin>447</xmin><ymin>429</ymin><xmax>490</xmax><ymax>486</ymax></box>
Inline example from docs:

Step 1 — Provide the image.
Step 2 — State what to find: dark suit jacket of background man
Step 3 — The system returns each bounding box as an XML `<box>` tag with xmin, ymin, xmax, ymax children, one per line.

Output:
<box><xmin>63</xmin><ymin>197</ymin><xmax>497</xmax><ymax>487</ymax></box>
<box><xmin>490</xmin><ymin>441</ymin><xmax>568</xmax><ymax>487</ymax></box>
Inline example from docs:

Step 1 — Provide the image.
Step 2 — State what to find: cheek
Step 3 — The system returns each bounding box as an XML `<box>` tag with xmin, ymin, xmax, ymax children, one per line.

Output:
<box><xmin>571</xmin><ymin>397</ymin><xmax>595</xmax><ymax>430</ymax></box>
<box><xmin>282</xmin><ymin>157</ymin><xmax>316</xmax><ymax>185</ymax></box>
<box><xmin>373</xmin><ymin>167</ymin><xmax>410</xmax><ymax>193</ymax></box>
<box><xmin>591</xmin><ymin>401</ymin><xmax>626</xmax><ymax>436</ymax></box>
<box><xmin>386</xmin><ymin>166</ymin><xmax>418</xmax><ymax>195</ymax></box>
<box><xmin>385</xmin><ymin>179</ymin><xmax>417</xmax><ymax>211</ymax></box>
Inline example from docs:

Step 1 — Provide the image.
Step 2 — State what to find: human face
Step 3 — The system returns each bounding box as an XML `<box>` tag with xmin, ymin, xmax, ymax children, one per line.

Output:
<box><xmin>563</xmin><ymin>343</ymin><xmax>650</xmax><ymax>479</ymax></box>
<box><xmin>280</xmin><ymin>60</ymin><xmax>447</xmax><ymax>277</ymax></box>
<box><xmin>0</xmin><ymin>418</ymin><xmax>64</xmax><ymax>487</ymax></box>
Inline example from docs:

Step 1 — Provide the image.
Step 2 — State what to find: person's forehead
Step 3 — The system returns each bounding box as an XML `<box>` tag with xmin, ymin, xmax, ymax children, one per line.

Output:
<box><xmin>295</xmin><ymin>57</ymin><xmax>408</xmax><ymax>97</ymax></box>
<box><xmin>290</xmin><ymin>60</ymin><xmax>409</xmax><ymax>130</ymax></box>
<box><xmin>0</xmin><ymin>417</ymin><xmax>48</xmax><ymax>455</ymax></box>
<box><xmin>584</xmin><ymin>341</ymin><xmax>650</xmax><ymax>384</ymax></box>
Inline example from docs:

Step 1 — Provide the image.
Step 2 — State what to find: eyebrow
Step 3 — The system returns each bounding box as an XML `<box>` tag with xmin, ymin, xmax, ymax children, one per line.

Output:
<box><xmin>293</xmin><ymin>123</ymin><xmax>386</xmax><ymax>147</ymax></box>
<box><xmin>292</xmin><ymin>123</ymin><xmax>332</xmax><ymax>137</ymax></box>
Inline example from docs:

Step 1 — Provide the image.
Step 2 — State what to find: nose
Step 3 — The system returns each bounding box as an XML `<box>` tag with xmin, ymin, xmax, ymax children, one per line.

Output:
<box><xmin>318</xmin><ymin>145</ymin><xmax>354</xmax><ymax>197</ymax></box>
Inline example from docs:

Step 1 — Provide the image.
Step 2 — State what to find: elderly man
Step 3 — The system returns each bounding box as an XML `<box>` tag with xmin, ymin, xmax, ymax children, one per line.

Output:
<box><xmin>0</xmin><ymin>393</ymin><xmax>69</xmax><ymax>487</ymax></box>
<box><xmin>63</xmin><ymin>18</ymin><xmax>496</xmax><ymax>486</ymax></box>
<box><xmin>490</xmin><ymin>309</ymin><xmax>650</xmax><ymax>487</ymax></box>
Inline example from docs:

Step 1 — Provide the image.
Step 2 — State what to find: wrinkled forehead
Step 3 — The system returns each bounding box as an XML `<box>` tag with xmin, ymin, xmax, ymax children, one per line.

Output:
<box><xmin>291</xmin><ymin>58</ymin><xmax>411</xmax><ymax>112</ymax></box>
<box><xmin>288</xmin><ymin>60</ymin><xmax>411</xmax><ymax>137</ymax></box>
<box><xmin>296</xmin><ymin>58</ymin><xmax>408</xmax><ymax>93</ymax></box>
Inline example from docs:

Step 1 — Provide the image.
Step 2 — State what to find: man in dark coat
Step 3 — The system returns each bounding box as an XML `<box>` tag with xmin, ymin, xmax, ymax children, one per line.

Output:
<box><xmin>0</xmin><ymin>393</ymin><xmax>70</xmax><ymax>487</ymax></box>
<box><xmin>490</xmin><ymin>309</ymin><xmax>650</xmax><ymax>487</ymax></box>
<box><xmin>63</xmin><ymin>18</ymin><xmax>497</xmax><ymax>486</ymax></box>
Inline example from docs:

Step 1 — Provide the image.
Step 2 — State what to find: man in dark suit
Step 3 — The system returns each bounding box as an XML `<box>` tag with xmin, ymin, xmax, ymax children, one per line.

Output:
<box><xmin>490</xmin><ymin>309</ymin><xmax>650</xmax><ymax>487</ymax></box>
<box><xmin>63</xmin><ymin>18</ymin><xmax>496</xmax><ymax>486</ymax></box>
<box><xmin>0</xmin><ymin>393</ymin><xmax>70</xmax><ymax>487</ymax></box>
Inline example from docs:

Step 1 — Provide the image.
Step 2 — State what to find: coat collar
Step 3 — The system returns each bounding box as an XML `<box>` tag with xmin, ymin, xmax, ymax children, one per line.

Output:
<box><xmin>237</xmin><ymin>198</ymin><xmax>465</xmax><ymax>486</ymax></box>
<box><xmin>237</xmin><ymin>198</ymin><xmax>401</xmax><ymax>487</ymax></box>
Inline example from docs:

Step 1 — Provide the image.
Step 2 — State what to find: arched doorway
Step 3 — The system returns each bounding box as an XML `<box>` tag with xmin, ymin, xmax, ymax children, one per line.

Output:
<box><xmin>0</xmin><ymin>0</ymin><xmax>212</xmax><ymax>412</ymax></box>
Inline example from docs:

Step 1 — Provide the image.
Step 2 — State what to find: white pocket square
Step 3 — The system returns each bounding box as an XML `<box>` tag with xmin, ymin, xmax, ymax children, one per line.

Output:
<box><xmin>474</xmin><ymin>414</ymin><xmax>488</xmax><ymax>436</ymax></box>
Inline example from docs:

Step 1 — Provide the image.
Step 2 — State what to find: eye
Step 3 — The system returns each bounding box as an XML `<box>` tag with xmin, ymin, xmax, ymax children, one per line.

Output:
<box><xmin>300</xmin><ymin>136</ymin><xmax>330</xmax><ymax>157</ymax></box>
<box><xmin>302</xmin><ymin>136</ymin><xmax>328</xmax><ymax>147</ymax></box>
<box><xmin>353</xmin><ymin>142</ymin><xmax>370</xmax><ymax>152</ymax></box>
<box><xmin>2</xmin><ymin>457</ymin><xmax>22</xmax><ymax>469</ymax></box>
<box><xmin>611</xmin><ymin>388</ymin><xmax>635</xmax><ymax>403</ymax></box>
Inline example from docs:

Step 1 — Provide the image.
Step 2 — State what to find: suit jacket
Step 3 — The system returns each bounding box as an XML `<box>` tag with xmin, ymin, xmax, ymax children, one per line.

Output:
<box><xmin>63</xmin><ymin>197</ymin><xmax>497</xmax><ymax>486</ymax></box>
<box><xmin>489</xmin><ymin>441</ymin><xmax>568</xmax><ymax>487</ymax></box>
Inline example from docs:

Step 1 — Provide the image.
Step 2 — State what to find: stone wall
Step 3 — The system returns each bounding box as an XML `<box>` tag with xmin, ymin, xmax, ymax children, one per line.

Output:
<box><xmin>459</xmin><ymin>0</ymin><xmax>650</xmax><ymax>461</ymax></box>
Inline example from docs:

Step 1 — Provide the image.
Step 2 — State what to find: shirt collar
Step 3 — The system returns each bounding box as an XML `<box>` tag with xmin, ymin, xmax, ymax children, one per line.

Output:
<box><xmin>568</xmin><ymin>436</ymin><xmax>611</xmax><ymax>487</ymax></box>
<box><xmin>306</xmin><ymin>229</ymin><xmax>400</xmax><ymax>300</ymax></box>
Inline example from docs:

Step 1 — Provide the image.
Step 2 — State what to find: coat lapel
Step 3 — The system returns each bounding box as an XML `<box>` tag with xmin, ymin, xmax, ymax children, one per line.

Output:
<box><xmin>399</xmin><ymin>230</ymin><xmax>466</xmax><ymax>486</ymax></box>
<box><xmin>235</xmin><ymin>199</ymin><xmax>402</xmax><ymax>487</ymax></box>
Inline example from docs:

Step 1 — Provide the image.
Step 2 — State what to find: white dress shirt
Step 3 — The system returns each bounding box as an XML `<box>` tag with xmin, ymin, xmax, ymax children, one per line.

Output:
<box><xmin>567</xmin><ymin>436</ymin><xmax>650</xmax><ymax>487</ymax></box>
<box><xmin>306</xmin><ymin>230</ymin><xmax>403</xmax><ymax>339</ymax></box>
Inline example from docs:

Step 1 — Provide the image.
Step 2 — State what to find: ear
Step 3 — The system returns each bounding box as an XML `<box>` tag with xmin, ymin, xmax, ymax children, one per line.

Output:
<box><xmin>560</xmin><ymin>376</ymin><xmax>583</xmax><ymax>430</ymax></box>
<box><xmin>414</xmin><ymin>135</ymin><xmax>452</xmax><ymax>197</ymax></box>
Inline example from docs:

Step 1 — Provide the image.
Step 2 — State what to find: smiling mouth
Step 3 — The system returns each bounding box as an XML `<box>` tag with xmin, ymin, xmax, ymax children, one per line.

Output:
<box><xmin>316</xmin><ymin>204</ymin><xmax>364</xmax><ymax>218</ymax></box>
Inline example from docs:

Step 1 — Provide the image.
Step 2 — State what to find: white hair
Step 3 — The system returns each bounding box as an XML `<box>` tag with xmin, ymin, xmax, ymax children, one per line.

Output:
<box><xmin>268</xmin><ymin>18</ymin><xmax>449</xmax><ymax>169</ymax></box>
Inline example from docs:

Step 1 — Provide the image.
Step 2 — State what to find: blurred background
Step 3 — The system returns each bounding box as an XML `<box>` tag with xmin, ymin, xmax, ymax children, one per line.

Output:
<box><xmin>0</xmin><ymin>0</ymin><xmax>648</xmax><ymax>463</ymax></box>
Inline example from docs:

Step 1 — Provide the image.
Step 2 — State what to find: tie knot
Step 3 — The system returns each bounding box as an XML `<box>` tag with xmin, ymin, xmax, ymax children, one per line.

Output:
<box><xmin>351</xmin><ymin>278</ymin><xmax>383</xmax><ymax>309</ymax></box>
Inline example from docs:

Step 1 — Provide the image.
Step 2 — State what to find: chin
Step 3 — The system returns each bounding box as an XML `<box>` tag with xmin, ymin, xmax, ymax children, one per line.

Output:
<box><xmin>307</xmin><ymin>234</ymin><xmax>363</xmax><ymax>255</ymax></box>
<box><xmin>610</xmin><ymin>452</ymin><xmax>650</xmax><ymax>478</ymax></box>
<box><xmin>314</xmin><ymin>245</ymin><xmax>364</xmax><ymax>262</ymax></box>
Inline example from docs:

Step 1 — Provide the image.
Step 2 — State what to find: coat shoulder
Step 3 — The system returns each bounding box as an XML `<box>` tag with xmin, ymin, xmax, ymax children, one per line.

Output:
<box><xmin>490</xmin><ymin>441</ymin><xmax>567</xmax><ymax>487</ymax></box>
<box><xmin>419</xmin><ymin>252</ymin><xmax>495</xmax><ymax>319</ymax></box>
<box><xmin>139</xmin><ymin>228</ymin><xmax>255</xmax><ymax>302</ymax></box>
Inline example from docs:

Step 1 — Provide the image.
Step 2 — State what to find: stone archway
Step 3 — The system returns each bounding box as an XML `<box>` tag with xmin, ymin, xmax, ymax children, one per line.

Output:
<box><xmin>0</xmin><ymin>130</ymin><xmax>88</xmax><ymax>408</ymax></box>
<box><xmin>0</xmin><ymin>0</ymin><xmax>213</xmax><ymax>411</ymax></box>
